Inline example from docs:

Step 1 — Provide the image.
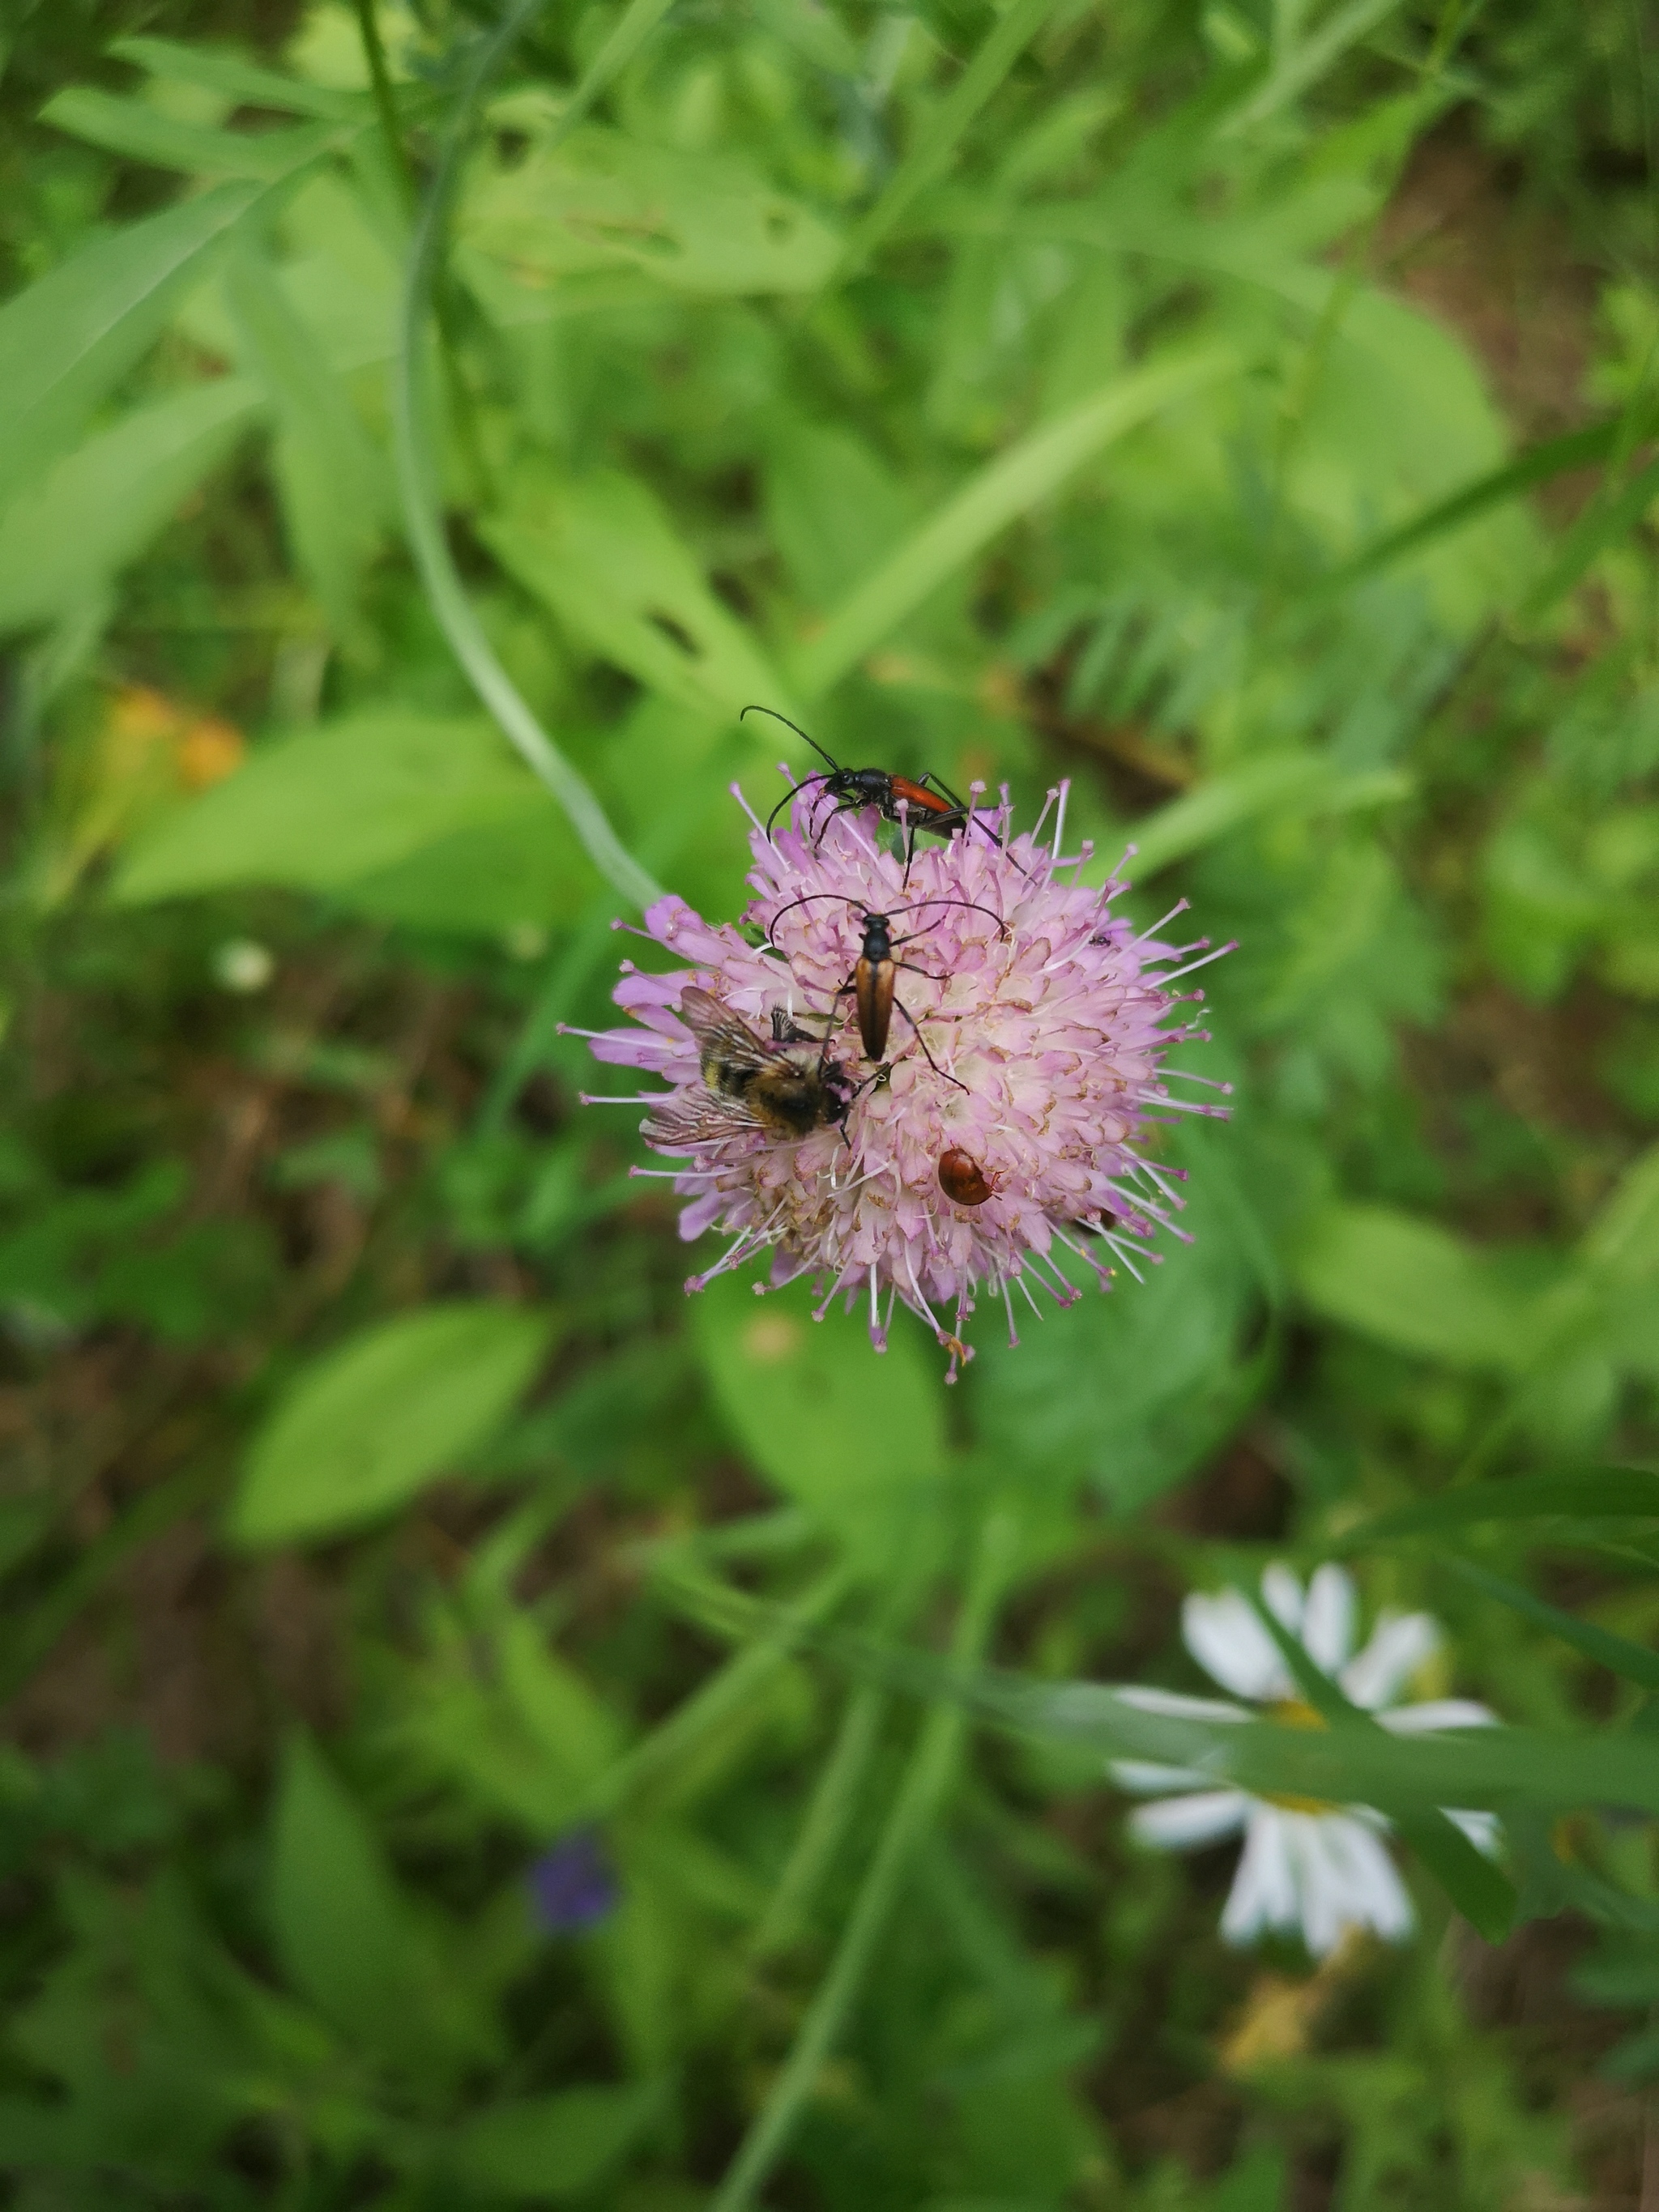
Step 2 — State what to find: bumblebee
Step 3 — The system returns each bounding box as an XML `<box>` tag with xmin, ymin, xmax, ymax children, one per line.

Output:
<box><xmin>645</xmin><ymin>987</ymin><xmax>854</xmax><ymax>1148</ymax></box>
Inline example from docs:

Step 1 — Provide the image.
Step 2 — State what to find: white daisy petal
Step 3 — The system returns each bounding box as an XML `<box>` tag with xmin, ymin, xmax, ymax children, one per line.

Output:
<box><xmin>1183</xmin><ymin>1591</ymin><xmax>1291</xmax><ymax>1703</ymax></box>
<box><xmin>1221</xmin><ymin>1805</ymin><xmax>1300</xmax><ymax>1943</ymax></box>
<box><xmin>1377</xmin><ymin>1698</ymin><xmax>1496</xmax><ymax>1734</ymax></box>
<box><xmin>1111</xmin><ymin>1760</ymin><xmax>1213</xmax><ymax>1793</ymax></box>
<box><xmin>1302</xmin><ymin>1564</ymin><xmax>1357</xmax><ymax>1674</ymax></box>
<box><xmin>1340</xmin><ymin>1611</ymin><xmax>1440</xmax><ymax>1710</ymax></box>
<box><xmin>1261</xmin><ymin>1562</ymin><xmax>1306</xmax><ymax>1634</ymax></box>
<box><xmin>1444</xmin><ymin>1807</ymin><xmax>1503</xmax><ymax>1856</ymax></box>
<box><xmin>1115</xmin><ymin>1685</ymin><xmax>1251</xmax><ymax>1724</ymax></box>
<box><xmin>1304</xmin><ymin>1815</ymin><xmax>1414</xmax><ymax>1953</ymax></box>
<box><xmin>1130</xmin><ymin>1791</ymin><xmax>1250</xmax><ymax>1850</ymax></box>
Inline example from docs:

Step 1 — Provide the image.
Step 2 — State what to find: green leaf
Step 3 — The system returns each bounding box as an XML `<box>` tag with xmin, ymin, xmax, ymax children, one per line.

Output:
<box><xmin>482</xmin><ymin>471</ymin><xmax>790</xmax><ymax>722</ymax></box>
<box><xmin>446</xmin><ymin>2083</ymin><xmax>659</xmax><ymax>2198</ymax></box>
<box><xmin>1393</xmin><ymin>1804</ymin><xmax>1516</xmax><ymax>1944</ymax></box>
<box><xmin>109</xmin><ymin>36</ymin><xmax>371</xmax><ymax>121</ymax></box>
<box><xmin>1341</xmin><ymin>1467</ymin><xmax>1659</xmax><ymax>1545</ymax></box>
<box><xmin>229</xmin><ymin>1302</ymin><xmax>553</xmax><ymax>1546</ymax></box>
<box><xmin>0</xmin><ymin>379</ymin><xmax>262</xmax><ymax>635</ymax></box>
<box><xmin>113</xmin><ymin>710</ymin><xmax>596</xmax><ymax>922</ymax></box>
<box><xmin>689</xmin><ymin>1273</ymin><xmax>947</xmax><ymax>1561</ymax></box>
<box><xmin>459</xmin><ymin>127</ymin><xmax>840</xmax><ymax>296</ymax></box>
<box><xmin>41</xmin><ymin>89</ymin><xmax>343</xmax><ymax>181</ymax></box>
<box><xmin>789</xmin><ymin>345</ymin><xmax>1239</xmax><ymax>698</ymax></box>
<box><xmin>0</xmin><ymin>181</ymin><xmax>267</xmax><ymax>509</ymax></box>
<box><xmin>269</xmin><ymin>1735</ymin><xmax>460</xmax><ymax>2073</ymax></box>
<box><xmin>970</xmin><ymin>1135</ymin><xmax>1265</xmax><ymax>1514</ymax></box>
<box><xmin>1291</xmin><ymin>1204</ymin><xmax>1533</xmax><ymax>1371</ymax></box>
<box><xmin>223</xmin><ymin>250</ymin><xmax>385</xmax><ymax>629</ymax></box>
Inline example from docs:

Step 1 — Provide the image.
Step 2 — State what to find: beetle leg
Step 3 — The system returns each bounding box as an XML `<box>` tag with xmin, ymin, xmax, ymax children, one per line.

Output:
<box><xmin>890</xmin><ymin>998</ymin><xmax>968</xmax><ymax>1092</ymax></box>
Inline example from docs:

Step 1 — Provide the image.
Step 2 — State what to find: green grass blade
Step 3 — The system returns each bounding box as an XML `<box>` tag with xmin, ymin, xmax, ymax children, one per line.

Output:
<box><xmin>1306</xmin><ymin>418</ymin><xmax>1627</xmax><ymax>598</ymax></box>
<box><xmin>1522</xmin><ymin>447</ymin><xmax>1659</xmax><ymax>620</ymax></box>
<box><xmin>838</xmin><ymin>0</ymin><xmax>1058</xmax><ymax>275</ymax></box>
<box><xmin>1444</xmin><ymin>1558</ymin><xmax>1659</xmax><ymax>1693</ymax></box>
<box><xmin>1341</xmin><ymin>1467</ymin><xmax>1659</xmax><ymax>1544</ymax></box>
<box><xmin>1218</xmin><ymin>0</ymin><xmax>1405</xmax><ymax>135</ymax></box>
<box><xmin>789</xmin><ymin>343</ymin><xmax>1239</xmax><ymax>699</ymax></box>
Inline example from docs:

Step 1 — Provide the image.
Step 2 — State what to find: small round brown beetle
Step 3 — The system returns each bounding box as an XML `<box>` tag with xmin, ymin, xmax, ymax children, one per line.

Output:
<box><xmin>938</xmin><ymin>1147</ymin><xmax>997</xmax><ymax>1207</ymax></box>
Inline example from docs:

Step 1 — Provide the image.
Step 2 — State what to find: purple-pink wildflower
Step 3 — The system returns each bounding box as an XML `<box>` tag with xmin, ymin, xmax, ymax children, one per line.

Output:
<box><xmin>574</xmin><ymin>779</ymin><xmax>1230</xmax><ymax>1378</ymax></box>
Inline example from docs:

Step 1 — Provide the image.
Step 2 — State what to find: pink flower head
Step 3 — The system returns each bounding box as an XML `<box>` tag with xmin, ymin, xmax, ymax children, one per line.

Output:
<box><xmin>572</xmin><ymin>778</ymin><xmax>1230</xmax><ymax>1379</ymax></box>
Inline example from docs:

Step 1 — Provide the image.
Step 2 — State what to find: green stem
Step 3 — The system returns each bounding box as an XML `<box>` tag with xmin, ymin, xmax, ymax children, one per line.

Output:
<box><xmin>577</xmin><ymin>1563</ymin><xmax>855</xmax><ymax>1823</ymax></box>
<box><xmin>350</xmin><ymin>0</ymin><xmax>415</xmax><ymax>207</ymax></box>
<box><xmin>710</xmin><ymin>1515</ymin><xmax>1015</xmax><ymax>2212</ymax></box>
<box><xmin>750</xmin><ymin>1680</ymin><xmax>888</xmax><ymax>1958</ymax></box>
<box><xmin>392</xmin><ymin>0</ymin><xmax>672</xmax><ymax>910</ymax></box>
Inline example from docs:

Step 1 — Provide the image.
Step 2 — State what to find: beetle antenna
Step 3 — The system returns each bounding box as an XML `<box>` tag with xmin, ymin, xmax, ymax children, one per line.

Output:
<box><xmin>766</xmin><ymin>889</ymin><xmax>861</xmax><ymax>942</ymax></box>
<box><xmin>765</xmin><ymin>777</ymin><xmax>829</xmax><ymax>838</ymax></box>
<box><xmin>741</xmin><ymin>705</ymin><xmax>840</xmax><ymax>773</ymax></box>
<box><xmin>891</xmin><ymin>894</ymin><xmax>1009</xmax><ymax>940</ymax></box>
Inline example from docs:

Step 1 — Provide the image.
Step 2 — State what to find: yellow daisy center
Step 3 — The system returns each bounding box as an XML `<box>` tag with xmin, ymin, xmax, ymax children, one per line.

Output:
<box><xmin>1264</xmin><ymin>1698</ymin><xmax>1337</xmax><ymax>1814</ymax></box>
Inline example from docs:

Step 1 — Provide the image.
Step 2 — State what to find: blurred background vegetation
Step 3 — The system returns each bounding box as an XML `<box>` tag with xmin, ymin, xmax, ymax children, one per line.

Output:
<box><xmin>4</xmin><ymin>0</ymin><xmax>1659</xmax><ymax>2203</ymax></box>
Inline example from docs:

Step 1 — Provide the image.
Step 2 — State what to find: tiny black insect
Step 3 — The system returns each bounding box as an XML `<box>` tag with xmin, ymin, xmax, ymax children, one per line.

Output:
<box><xmin>744</xmin><ymin>707</ymin><xmax>1006</xmax><ymax>881</ymax></box>
<box><xmin>767</xmin><ymin>893</ymin><xmax>1008</xmax><ymax>1089</ymax></box>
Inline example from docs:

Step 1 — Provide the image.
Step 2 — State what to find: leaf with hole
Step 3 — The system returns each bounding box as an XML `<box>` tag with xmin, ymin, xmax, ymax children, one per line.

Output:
<box><xmin>460</xmin><ymin>126</ymin><xmax>840</xmax><ymax>297</ymax></box>
<box><xmin>483</xmin><ymin>471</ymin><xmax>787</xmax><ymax>721</ymax></box>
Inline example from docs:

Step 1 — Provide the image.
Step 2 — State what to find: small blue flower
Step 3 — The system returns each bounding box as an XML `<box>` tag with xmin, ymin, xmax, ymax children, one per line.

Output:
<box><xmin>527</xmin><ymin>1829</ymin><xmax>617</xmax><ymax>1933</ymax></box>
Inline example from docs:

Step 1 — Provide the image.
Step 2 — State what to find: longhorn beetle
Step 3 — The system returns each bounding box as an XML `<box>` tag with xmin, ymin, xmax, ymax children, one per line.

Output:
<box><xmin>767</xmin><ymin>893</ymin><xmax>1009</xmax><ymax>1089</ymax></box>
<box><xmin>745</xmin><ymin>707</ymin><xmax>1008</xmax><ymax>883</ymax></box>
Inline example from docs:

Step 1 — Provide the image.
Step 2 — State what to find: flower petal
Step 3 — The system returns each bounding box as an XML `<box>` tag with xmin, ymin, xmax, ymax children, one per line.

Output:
<box><xmin>1297</xmin><ymin>1815</ymin><xmax>1414</xmax><ymax>1954</ymax></box>
<box><xmin>1444</xmin><ymin>1807</ymin><xmax>1503</xmax><ymax>1856</ymax></box>
<box><xmin>1302</xmin><ymin>1563</ymin><xmax>1356</xmax><ymax>1674</ymax></box>
<box><xmin>1111</xmin><ymin>1760</ymin><xmax>1213</xmax><ymax>1794</ymax></box>
<box><xmin>1130</xmin><ymin>1792</ymin><xmax>1250</xmax><ymax>1851</ymax></box>
<box><xmin>1261</xmin><ymin>1562</ymin><xmax>1306</xmax><ymax>1634</ymax></box>
<box><xmin>1221</xmin><ymin>1806</ymin><xmax>1300</xmax><ymax>1943</ymax></box>
<box><xmin>1377</xmin><ymin>1698</ymin><xmax>1496</xmax><ymax>1734</ymax></box>
<box><xmin>1341</xmin><ymin>1611</ymin><xmax>1440</xmax><ymax>1710</ymax></box>
<box><xmin>1115</xmin><ymin>1685</ymin><xmax>1251</xmax><ymax>1724</ymax></box>
<box><xmin>1183</xmin><ymin>1591</ymin><xmax>1290</xmax><ymax>1703</ymax></box>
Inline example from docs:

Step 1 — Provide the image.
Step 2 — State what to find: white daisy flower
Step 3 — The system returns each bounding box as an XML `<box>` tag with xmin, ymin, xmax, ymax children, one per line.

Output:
<box><xmin>1112</xmin><ymin>1562</ymin><xmax>1499</xmax><ymax>1958</ymax></box>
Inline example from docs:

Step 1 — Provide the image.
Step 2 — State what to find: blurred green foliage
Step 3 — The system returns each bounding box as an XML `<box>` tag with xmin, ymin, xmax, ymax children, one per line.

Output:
<box><xmin>3</xmin><ymin>0</ymin><xmax>1659</xmax><ymax>2203</ymax></box>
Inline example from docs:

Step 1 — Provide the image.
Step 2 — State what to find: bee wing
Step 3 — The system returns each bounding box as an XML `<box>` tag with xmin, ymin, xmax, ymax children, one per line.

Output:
<box><xmin>642</xmin><ymin>1089</ymin><xmax>774</xmax><ymax>1149</ymax></box>
<box><xmin>676</xmin><ymin>986</ymin><xmax>773</xmax><ymax>1072</ymax></box>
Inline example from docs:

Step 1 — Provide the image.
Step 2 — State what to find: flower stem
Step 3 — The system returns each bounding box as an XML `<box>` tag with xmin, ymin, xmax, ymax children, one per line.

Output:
<box><xmin>710</xmin><ymin>1515</ymin><xmax>1016</xmax><ymax>2212</ymax></box>
<box><xmin>392</xmin><ymin>0</ymin><xmax>672</xmax><ymax>910</ymax></box>
<box><xmin>349</xmin><ymin>0</ymin><xmax>414</xmax><ymax>208</ymax></box>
